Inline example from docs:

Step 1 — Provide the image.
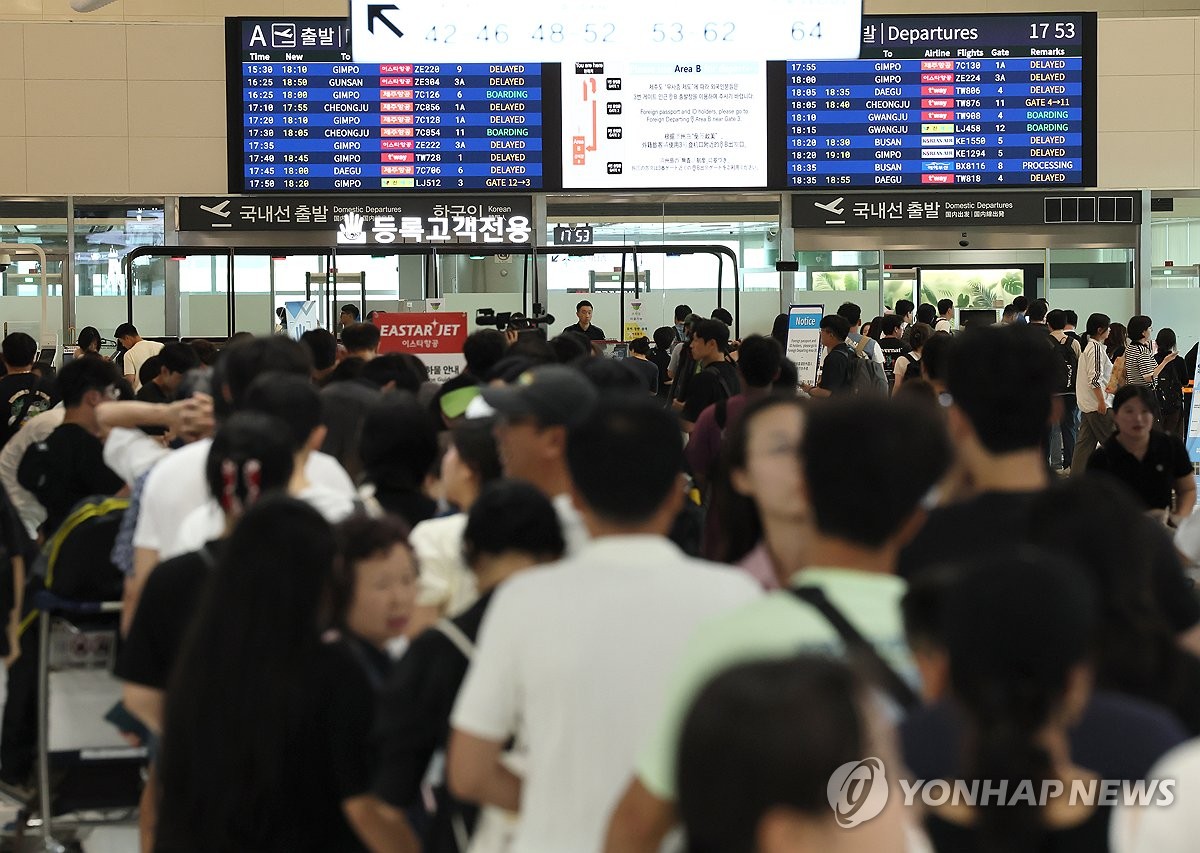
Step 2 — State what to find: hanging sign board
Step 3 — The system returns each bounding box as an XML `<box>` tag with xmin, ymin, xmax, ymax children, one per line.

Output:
<box><xmin>373</xmin><ymin>311</ymin><xmax>468</xmax><ymax>383</ymax></box>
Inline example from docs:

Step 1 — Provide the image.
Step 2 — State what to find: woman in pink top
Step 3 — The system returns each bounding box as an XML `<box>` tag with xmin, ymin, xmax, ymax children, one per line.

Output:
<box><xmin>709</xmin><ymin>396</ymin><xmax>809</xmax><ymax>589</ymax></box>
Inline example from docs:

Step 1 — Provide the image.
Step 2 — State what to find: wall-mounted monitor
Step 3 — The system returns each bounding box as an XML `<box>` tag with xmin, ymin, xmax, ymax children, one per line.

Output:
<box><xmin>225</xmin><ymin>12</ymin><xmax>1096</xmax><ymax>193</ymax></box>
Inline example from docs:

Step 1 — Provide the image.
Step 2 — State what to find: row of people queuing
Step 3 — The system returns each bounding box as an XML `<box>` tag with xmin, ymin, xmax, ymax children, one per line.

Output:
<box><xmin>0</xmin><ymin>308</ymin><xmax>1197</xmax><ymax>853</ymax></box>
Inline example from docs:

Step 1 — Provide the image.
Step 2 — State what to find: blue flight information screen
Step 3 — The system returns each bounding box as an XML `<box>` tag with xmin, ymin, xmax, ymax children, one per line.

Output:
<box><xmin>784</xmin><ymin>14</ymin><xmax>1095</xmax><ymax>188</ymax></box>
<box><xmin>229</xmin><ymin>19</ymin><xmax>555</xmax><ymax>192</ymax></box>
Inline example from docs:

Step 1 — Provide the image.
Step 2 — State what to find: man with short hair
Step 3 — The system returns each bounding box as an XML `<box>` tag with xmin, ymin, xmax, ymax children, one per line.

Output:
<box><xmin>915</xmin><ymin>303</ymin><xmax>937</xmax><ymax>327</ymax></box>
<box><xmin>562</xmin><ymin>300</ymin><xmax>606</xmax><ymax>342</ymax></box>
<box><xmin>1027</xmin><ymin>299</ymin><xmax>1050</xmax><ymax>327</ymax></box>
<box><xmin>685</xmin><ymin>335</ymin><xmax>784</xmax><ymax>488</ymax></box>
<box><xmin>339</xmin><ymin>304</ymin><xmax>361</xmax><ymax>331</ymax></box>
<box><xmin>1063</xmin><ymin>309</ymin><xmax>1081</xmax><ymax>346</ymax></box>
<box><xmin>934</xmin><ymin>299</ymin><xmax>955</xmax><ymax>334</ymax></box>
<box><xmin>1001</xmin><ymin>304</ymin><xmax>1019</xmax><ymax>324</ymax></box>
<box><xmin>897</xmin><ymin>325</ymin><xmax>1059</xmax><ymax>579</ymax></box>
<box><xmin>605</xmin><ymin>396</ymin><xmax>951</xmax><ymax>853</ymax></box>
<box><xmin>449</xmin><ymin>398</ymin><xmax>759</xmax><ymax>853</ymax></box>
<box><xmin>837</xmin><ymin>301</ymin><xmax>884</xmax><ymax>367</ymax></box>
<box><xmin>626</xmin><ymin>337</ymin><xmax>659</xmax><ymax>394</ymax></box>
<box><xmin>1012</xmin><ymin>295</ymin><xmax>1030</xmax><ymax>323</ymax></box>
<box><xmin>800</xmin><ymin>314</ymin><xmax>853</xmax><ymax>398</ymax></box>
<box><xmin>0</xmin><ymin>332</ymin><xmax>53</xmax><ymax>448</ymax></box>
<box><xmin>894</xmin><ymin>299</ymin><xmax>915</xmax><ymax>327</ymax></box>
<box><xmin>115</xmin><ymin>323</ymin><xmax>164</xmax><ymax>393</ymax></box>
<box><xmin>482</xmin><ymin>364</ymin><xmax>599</xmax><ymax>554</ymax></box>
<box><xmin>680</xmin><ymin>319</ymin><xmax>741</xmax><ymax>432</ymax></box>
<box><xmin>877</xmin><ymin>315</ymin><xmax>912</xmax><ymax>390</ymax></box>
<box><xmin>710</xmin><ymin>307</ymin><xmax>733</xmax><ymax>328</ymax></box>
<box><xmin>1072</xmin><ymin>312</ymin><xmax>1115</xmax><ymax>475</ymax></box>
<box><xmin>672</xmin><ymin>304</ymin><xmax>692</xmax><ymax>343</ymax></box>
<box><xmin>18</xmin><ymin>356</ymin><xmax>125</xmax><ymax>537</ymax></box>
<box><xmin>341</xmin><ymin>322</ymin><xmax>381</xmax><ymax>361</ymax></box>
<box><xmin>135</xmin><ymin>343</ymin><xmax>200</xmax><ymax>405</ymax></box>
<box><xmin>1048</xmin><ymin>309</ymin><xmax>1082</xmax><ymax>471</ymax></box>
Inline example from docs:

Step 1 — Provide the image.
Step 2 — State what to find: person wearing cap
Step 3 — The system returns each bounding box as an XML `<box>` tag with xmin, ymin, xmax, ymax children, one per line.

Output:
<box><xmin>562</xmin><ymin>300</ymin><xmax>607</xmax><ymax>343</ymax></box>
<box><xmin>680</xmin><ymin>319</ymin><xmax>741</xmax><ymax>433</ymax></box>
<box><xmin>481</xmin><ymin>365</ymin><xmax>599</xmax><ymax>555</ymax></box>
<box><xmin>339</xmin><ymin>304</ymin><xmax>361</xmax><ymax>332</ymax></box>
<box><xmin>448</xmin><ymin>397</ymin><xmax>759</xmax><ymax>853</ymax></box>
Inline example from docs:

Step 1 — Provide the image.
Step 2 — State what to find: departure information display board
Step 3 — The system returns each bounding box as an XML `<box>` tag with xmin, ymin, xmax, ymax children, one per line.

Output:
<box><xmin>786</xmin><ymin>14</ymin><xmax>1094</xmax><ymax>187</ymax></box>
<box><xmin>226</xmin><ymin>13</ymin><xmax>1095</xmax><ymax>193</ymax></box>
<box><xmin>228</xmin><ymin>19</ymin><xmax>557</xmax><ymax>191</ymax></box>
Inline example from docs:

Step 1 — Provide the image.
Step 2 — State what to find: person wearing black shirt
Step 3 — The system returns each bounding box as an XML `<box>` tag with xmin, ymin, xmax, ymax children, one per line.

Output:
<box><xmin>134</xmin><ymin>343</ymin><xmax>200</xmax><ymax>407</ymax></box>
<box><xmin>373</xmin><ymin>481</ymin><xmax>565</xmax><ymax>853</ymax></box>
<box><xmin>117</xmin><ymin>412</ymin><xmax>296</xmax><ymax>737</ymax></box>
<box><xmin>0</xmin><ymin>332</ymin><xmax>53</xmax><ymax>449</ymax></box>
<box><xmin>877</xmin><ymin>315</ymin><xmax>912</xmax><ymax>390</ymax></box>
<box><xmin>680</xmin><ymin>319</ymin><xmax>741</xmax><ymax>431</ymax></box>
<box><xmin>1087</xmin><ymin>384</ymin><xmax>1196</xmax><ymax>518</ymax></box>
<box><xmin>799</xmin><ymin>313</ymin><xmax>854</xmax><ymax>397</ymax></box>
<box><xmin>156</xmin><ymin>497</ymin><xmax>413</xmax><ymax>853</ymax></box>
<box><xmin>650</xmin><ymin>327</ymin><xmax>675</xmax><ymax>400</ymax></box>
<box><xmin>625</xmin><ymin>337</ymin><xmax>660</xmax><ymax>394</ymax></box>
<box><xmin>562</xmin><ymin>299</ymin><xmax>606</xmax><ymax>342</ymax></box>
<box><xmin>17</xmin><ymin>356</ymin><xmax>126</xmax><ymax>537</ymax></box>
<box><xmin>134</xmin><ymin>356</ymin><xmax>168</xmax><ymax>404</ymax></box>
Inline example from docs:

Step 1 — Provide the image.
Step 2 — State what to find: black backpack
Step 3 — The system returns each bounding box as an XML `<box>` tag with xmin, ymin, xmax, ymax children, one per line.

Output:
<box><xmin>1052</xmin><ymin>336</ymin><xmax>1078</xmax><ymax>395</ymax></box>
<box><xmin>1157</xmin><ymin>359</ymin><xmax>1185</xmax><ymax>414</ymax></box>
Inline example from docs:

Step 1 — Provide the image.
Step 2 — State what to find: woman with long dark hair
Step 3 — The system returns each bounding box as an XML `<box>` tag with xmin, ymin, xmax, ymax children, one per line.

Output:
<box><xmin>707</xmin><ymin>395</ymin><xmax>807</xmax><ymax>588</ymax></box>
<box><xmin>1086</xmin><ymin>385</ymin><xmax>1196</xmax><ymax>522</ymax></box>
<box><xmin>1105</xmin><ymin>322</ymin><xmax>1128</xmax><ymax>397</ymax></box>
<box><xmin>893</xmin><ymin>322</ymin><xmax>933</xmax><ymax>394</ymax></box>
<box><xmin>73</xmin><ymin>326</ymin><xmax>105</xmax><ymax>360</ymax></box>
<box><xmin>1154</xmin><ymin>327</ymin><xmax>1189</xmax><ymax>439</ymax></box>
<box><xmin>928</xmin><ymin>551</ymin><xmax>1106</xmax><ymax>852</ymax></box>
<box><xmin>155</xmin><ymin>497</ymin><xmax>412</xmax><ymax>852</ymax></box>
<box><xmin>1029</xmin><ymin>477</ymin><xmax>1200</xmax><ymax>734</ymax></box>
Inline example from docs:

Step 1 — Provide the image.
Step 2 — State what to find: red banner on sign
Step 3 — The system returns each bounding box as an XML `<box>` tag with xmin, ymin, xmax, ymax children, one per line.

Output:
<box><xmin>373</xmin><ymin>312</ymin><xmax>468</xmax><ymax>355</ymax></box>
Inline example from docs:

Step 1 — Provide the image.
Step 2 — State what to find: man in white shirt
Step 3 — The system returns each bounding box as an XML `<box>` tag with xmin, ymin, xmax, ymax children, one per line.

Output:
<box><xmin>1071</xmin><ymin>312</ymin><xmax>1115</xmax><ymax>475</ymax></box>
<box><xmin>448</xmin><ymin>398</ymin><xmax>760</xmax><ymax>853</ymax></box>
<box><xmin>128</xmin><ymin>337</ymin><xmax>353</xmax><ymax>633</ymax></box>
<box><xmin>171</xmin><ymin>374</ymin><xmax>357</xmax><ymax>555</ymax></box>
<box><xmin>934</xmin><ymin>298</ymin><xmax>956</xmax><ymax>334</ymax></box>
<box><xmin>115</xmin><ymin>323</ymin><xmax>164</xmax><ymax>393</ymax></box>
<box><xmin>481</xmin><ymin>364</ymin><xmax>599</xmax><ymax>554</ymax></box>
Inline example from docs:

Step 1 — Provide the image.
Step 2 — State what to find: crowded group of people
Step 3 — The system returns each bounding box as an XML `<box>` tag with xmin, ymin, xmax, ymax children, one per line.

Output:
<box><xmin>0</xmin><ymin>299</ymin><xmax>1194</xmax><ymax>853</ymax></box>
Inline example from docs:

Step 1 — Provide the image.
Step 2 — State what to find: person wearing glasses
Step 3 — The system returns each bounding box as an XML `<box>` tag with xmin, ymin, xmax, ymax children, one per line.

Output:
<box><xmin>16</xmin><ymin>355</ymin><xmax>129</xmax><ymax>539</ymax></box>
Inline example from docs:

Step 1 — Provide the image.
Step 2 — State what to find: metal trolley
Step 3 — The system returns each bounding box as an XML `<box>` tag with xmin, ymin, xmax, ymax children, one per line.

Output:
<box><xmin>17</xmin><ymin>591</ymin><xmax>144</xmax><ymax>852</ymax></box>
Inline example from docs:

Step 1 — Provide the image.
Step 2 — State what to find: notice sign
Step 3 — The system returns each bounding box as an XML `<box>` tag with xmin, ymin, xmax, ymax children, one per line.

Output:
<box><xmin>624</xmin><ymin>301</ymin><xmax>650</xmax><ymax>342</ymax></box>
<box><xmin>373</xmin><ymin>312</ymin><xmax>468</xmax><ymax>383</ymax></box>
<box><xmin>786</xmin><ymin>304</ymin><xmax>823</xmax><ymax>386</ymax></box>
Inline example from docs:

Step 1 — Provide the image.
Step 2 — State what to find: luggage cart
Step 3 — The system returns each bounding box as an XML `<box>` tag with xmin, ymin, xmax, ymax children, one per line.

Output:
<box><xmin>18</xmin><ymin>591</ymin><xmax>144</xmax><ymax>852</ymax></box>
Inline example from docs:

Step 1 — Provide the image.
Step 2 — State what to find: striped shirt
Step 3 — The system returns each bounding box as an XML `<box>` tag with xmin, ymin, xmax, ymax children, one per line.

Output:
<box><xmin>1125</xmin><ymin>341</ymin><xmax>1158</xmax><ymax>387</ymax></box>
